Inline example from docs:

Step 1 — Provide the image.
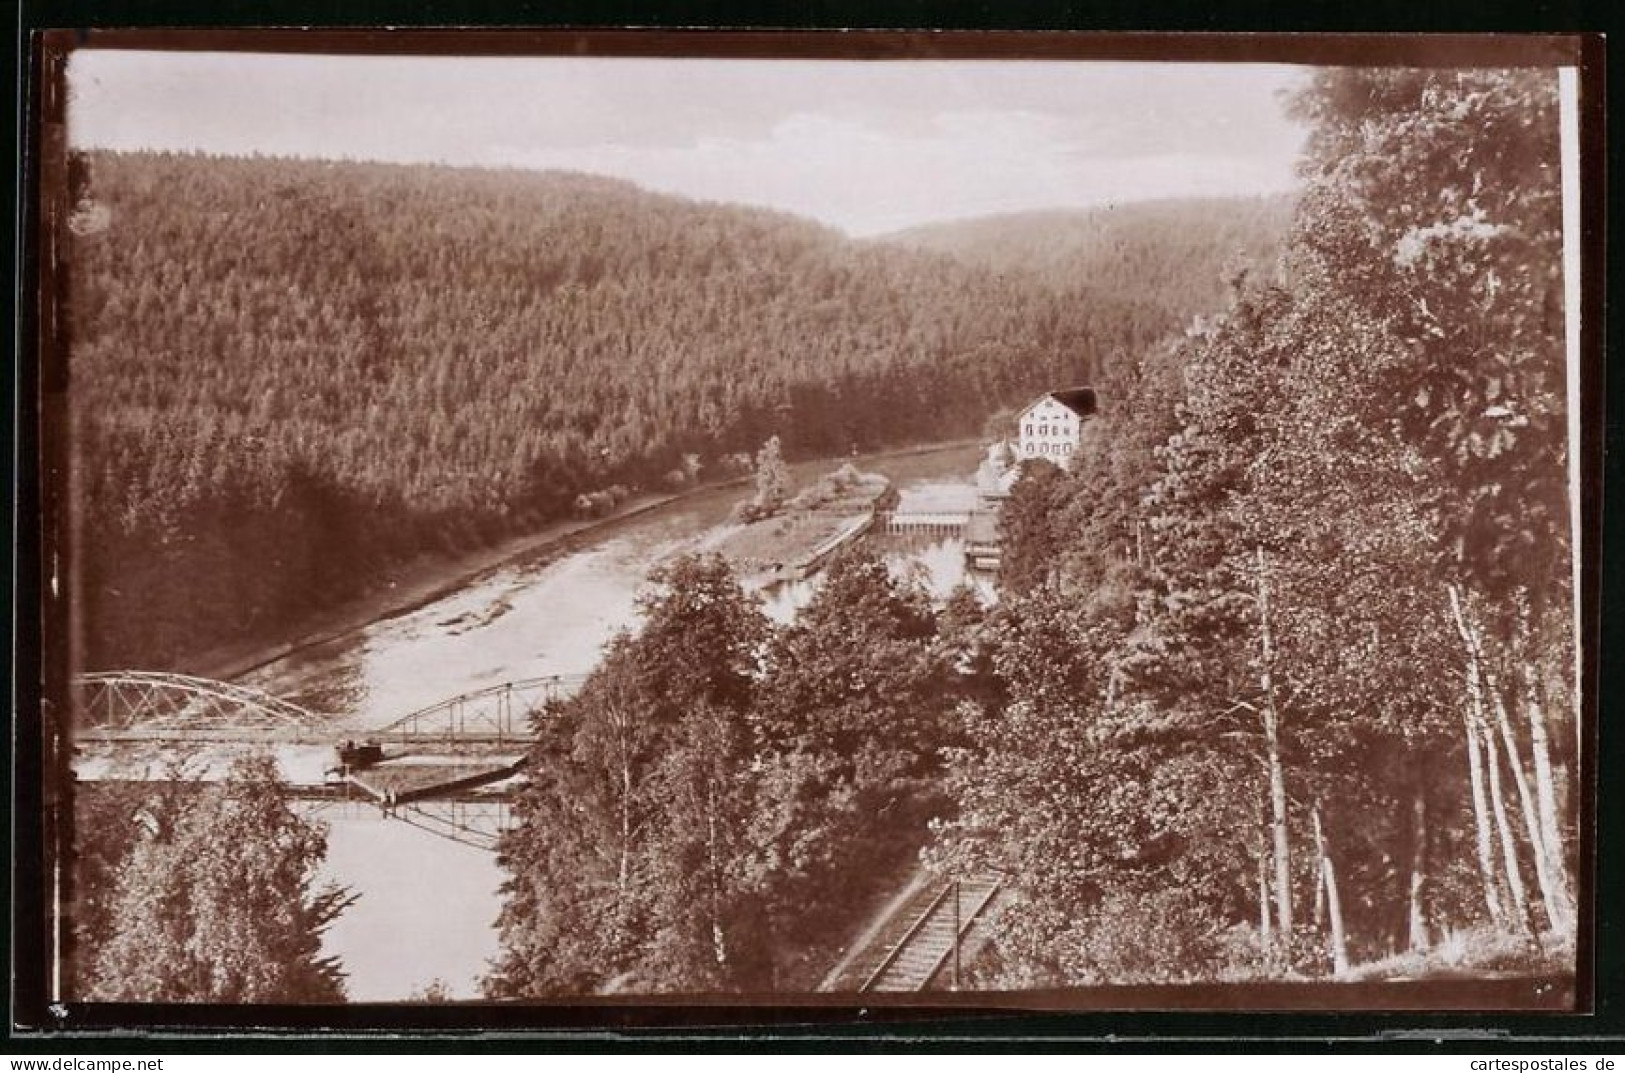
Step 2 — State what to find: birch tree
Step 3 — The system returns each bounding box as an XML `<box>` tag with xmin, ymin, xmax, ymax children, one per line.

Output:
<box><xmin>1290</xmin><ymin>69</ymin><xmax>1577</xmax><ymax>940</ymax></box>
<box><xmin>488</xmin><ymin>554</ymin><xmax>771</xmax><ymax>995</ymax></box>
<box><xmin>89</xmin><ymin>755</ymin><xmax>352</xmax><ymax>1003</ymax></box>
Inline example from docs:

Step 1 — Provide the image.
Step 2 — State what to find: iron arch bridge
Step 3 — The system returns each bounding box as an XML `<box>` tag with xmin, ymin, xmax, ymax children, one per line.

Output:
<box><xmin>74</xmin><ymin>671</ymin><xmax>589</xmax><ymax>746</ymax></box>
<box><xmin>368</xmin><ymin>675</ymin><xmax>587</xmax><ymax>746</ymax></box>
<box><xmin>75</xmin><ymin>671</ymin><xmax>328</xmax><ymax>744</ymax></box>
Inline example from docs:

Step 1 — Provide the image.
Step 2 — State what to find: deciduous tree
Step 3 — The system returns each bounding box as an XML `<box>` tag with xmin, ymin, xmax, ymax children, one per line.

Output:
<box><xmin>88</xmin><ymin>755</ymin><xmax>352</xmax><ymax>1003</ymax></box>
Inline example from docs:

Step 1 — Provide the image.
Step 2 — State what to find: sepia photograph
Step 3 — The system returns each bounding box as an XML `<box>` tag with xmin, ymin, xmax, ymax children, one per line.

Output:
<box><xmin>28</xmin><ymin>31</ymin><xmax>1595</xmax><ymax>1020</ymax></box>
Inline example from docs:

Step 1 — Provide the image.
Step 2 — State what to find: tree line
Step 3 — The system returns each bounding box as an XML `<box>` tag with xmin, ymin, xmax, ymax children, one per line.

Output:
<box><xmin>484</xmin><ymin>552</ymin><xmax>992</xmax><ymax>994</ymax></box>
<box><xmin>65</xmin><ymin>152</ymin><xmax>1269</xmax><ymax>671</ymax></box>
<box><xmin>933</xmin><ymin>68</ymin><xmax>1577</xmax><ymax>983</ymax></box>
<box><xmin>486</xmin><ymin>70</ymin><xmax>1577</xmax><ymax>994</ymax></box>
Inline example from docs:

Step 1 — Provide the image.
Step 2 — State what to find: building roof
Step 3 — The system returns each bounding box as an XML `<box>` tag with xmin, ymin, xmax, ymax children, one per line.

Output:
<box><xmin>1020</xmin><ymin>386</ymin><xmax>1098</xmax><ymax>421</ymax></box>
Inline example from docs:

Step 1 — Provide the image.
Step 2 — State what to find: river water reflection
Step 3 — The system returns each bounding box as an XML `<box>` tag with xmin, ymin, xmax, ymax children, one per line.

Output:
<box><xmin>236</xmin><ymin>445</ymin><xmax>988</xmax><ymax>1000</ymax></box>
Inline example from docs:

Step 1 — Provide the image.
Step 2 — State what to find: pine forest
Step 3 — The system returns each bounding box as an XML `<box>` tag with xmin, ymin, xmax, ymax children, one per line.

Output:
<box><xmin>66</xmin><ymin>152</ymin><xmax>1269</xmax><ymax>670</ymax></box>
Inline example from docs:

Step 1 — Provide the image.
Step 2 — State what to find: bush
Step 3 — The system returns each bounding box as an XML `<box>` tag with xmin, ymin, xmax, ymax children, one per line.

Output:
<box><xmin>730</xmin><ymin>499</ymin><xmax>769</xmax><ymax>524</ymax></box>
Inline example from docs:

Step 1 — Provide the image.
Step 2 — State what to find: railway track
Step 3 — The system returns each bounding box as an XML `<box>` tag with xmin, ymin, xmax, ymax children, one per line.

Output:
<box><xmin>829</xmin><ymin>874</ymin><xmax>1003</xmax><ymax>993</ymax></box>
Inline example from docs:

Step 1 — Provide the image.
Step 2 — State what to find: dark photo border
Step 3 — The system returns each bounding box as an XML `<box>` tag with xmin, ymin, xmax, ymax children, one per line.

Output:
<box><xmin>9</xmin><ymin>10</ymin><xmax>1617</xmax><ymax>1050</ymax></box>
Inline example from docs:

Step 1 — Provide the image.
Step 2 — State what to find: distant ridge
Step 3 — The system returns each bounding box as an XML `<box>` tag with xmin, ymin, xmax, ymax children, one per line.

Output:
<box><xmin>879</xmin><ymin>194</ymin><xmax>1296</xmax><ymax>318</ymax></box>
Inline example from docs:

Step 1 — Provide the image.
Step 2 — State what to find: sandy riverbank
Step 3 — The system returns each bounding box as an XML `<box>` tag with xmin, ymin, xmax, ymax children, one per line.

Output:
<box><xmin>181</xmin><ymin>489</ymin><xmax>711</xmax><ymax>684</ymax></box>
<box><xmin>183</xmin><ymin>439</ymin><xmax>979</xmax><ymax>685</ymax></box>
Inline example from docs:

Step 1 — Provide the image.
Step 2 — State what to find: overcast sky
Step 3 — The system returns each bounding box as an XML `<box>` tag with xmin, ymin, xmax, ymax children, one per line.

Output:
<box><xmin>67</xmin><ymin>51</ymin><xmax>1311</xmax><ymax>236</ymax></box>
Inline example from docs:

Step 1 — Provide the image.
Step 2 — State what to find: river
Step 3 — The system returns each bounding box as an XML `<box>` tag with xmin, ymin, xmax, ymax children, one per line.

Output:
<box><xmin>216</xmin><ymin>443</ymin><xmax>988</xmax><ymax>1000</ymax></box>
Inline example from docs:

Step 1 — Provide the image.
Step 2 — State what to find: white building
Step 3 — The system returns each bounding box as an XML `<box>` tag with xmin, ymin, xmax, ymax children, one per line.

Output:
<box><xmin>1017</xmin><ymin>387</ymin><xmax>1097</xmax><ymax>469</ymax></box>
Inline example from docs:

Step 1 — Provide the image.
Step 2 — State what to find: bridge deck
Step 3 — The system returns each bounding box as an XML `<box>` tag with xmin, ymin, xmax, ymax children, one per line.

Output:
<box><xmin>347</xmin><ymin>756</ymin><xmax>525</xmax><ymax>806</ymax></box>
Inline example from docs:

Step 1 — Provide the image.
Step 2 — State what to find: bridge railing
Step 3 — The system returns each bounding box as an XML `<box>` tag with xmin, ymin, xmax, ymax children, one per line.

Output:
<box><xmin>75</xmin><ymin>671</ymin><xmax>327</xmax><ymax>742</ymax></box>
<box><xmin>367</xmin><ymin>675</ymin><xmax>588</xmax><ymax>745</ymax></box>
<box><xmin>73</xmin><ymin>670</ymin><xmax>590</xmax><ymax>746</ymax></box>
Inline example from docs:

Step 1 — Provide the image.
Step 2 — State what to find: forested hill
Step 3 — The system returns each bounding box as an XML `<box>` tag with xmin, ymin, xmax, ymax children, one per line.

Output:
<box><xmin>882</xmin><ymin>195</ymin><xmax>1294</xmax><ymax>319</ymax></box>
<box><xmin>69</xmin><ymin>151</ymin><xmax>1247</xmax><ymax>668</ymax></box>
